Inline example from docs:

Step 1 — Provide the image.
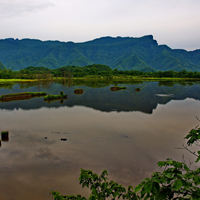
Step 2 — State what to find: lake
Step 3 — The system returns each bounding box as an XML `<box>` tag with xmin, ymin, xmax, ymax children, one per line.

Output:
<box><xmin>0</xmin><ymin>80</ymin><xmax>200</xmax><ymax>200</ymax></box>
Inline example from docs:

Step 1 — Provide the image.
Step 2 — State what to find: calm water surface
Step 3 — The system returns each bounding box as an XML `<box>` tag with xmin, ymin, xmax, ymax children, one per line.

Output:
<box><xmin>0</xmin><ymin>81</ymin><xmax>200</xmax><ymax>200</ymax></box>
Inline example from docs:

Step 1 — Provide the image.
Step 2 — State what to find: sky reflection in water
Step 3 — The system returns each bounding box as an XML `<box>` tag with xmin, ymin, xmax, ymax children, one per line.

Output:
<box><xmin>0</xmin><ymin>81</ymin><xmax>200</xmax><ymax>200</ymax></box>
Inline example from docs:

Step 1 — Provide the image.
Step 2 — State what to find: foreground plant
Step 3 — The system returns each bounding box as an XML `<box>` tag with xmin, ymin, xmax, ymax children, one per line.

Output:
<box><xmin>51</xmin><ymin>127</ymin><xmax>200</xmax><ymax>200</ymax></box>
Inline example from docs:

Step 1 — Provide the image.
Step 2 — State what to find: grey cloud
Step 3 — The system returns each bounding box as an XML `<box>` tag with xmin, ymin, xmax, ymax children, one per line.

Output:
<box><xmin>0</xmin><ymin>0</ymin><xmax>54</xmax><ymax>18</ymax></box>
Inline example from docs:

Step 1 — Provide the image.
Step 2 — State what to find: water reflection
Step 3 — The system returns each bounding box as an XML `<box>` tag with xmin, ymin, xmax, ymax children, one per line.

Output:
<box><xmin>0</xmin><ymin>81</ymin><xmax>200</xmax><ymax>200</ymax></box>
<box><xmin>0</xmin><ymin>81</ymin><xmax>200</xmax><ymax>114</ymax></box>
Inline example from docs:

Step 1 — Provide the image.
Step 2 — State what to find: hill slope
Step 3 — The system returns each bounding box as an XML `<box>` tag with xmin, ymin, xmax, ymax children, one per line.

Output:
<box><xmin>0</xmin><ymin>61</ymin><xmax>6</xmax><ymax>70</ymax></box>
<box><xmin>0</xmin><ymin>36</ymin><xmax>200</xmax><ymax>71</ymax></box>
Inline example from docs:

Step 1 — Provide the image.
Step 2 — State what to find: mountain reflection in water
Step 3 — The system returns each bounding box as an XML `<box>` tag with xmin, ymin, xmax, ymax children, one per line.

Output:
<box><xmin>0</xmin><ymin>80</ymin><xmax>200</xmax><ymax>200</ymax></box>
<box><xmin>0</xmin><ymin>80</ymin><xmax>200</xmax><ymax>114</ymax></box>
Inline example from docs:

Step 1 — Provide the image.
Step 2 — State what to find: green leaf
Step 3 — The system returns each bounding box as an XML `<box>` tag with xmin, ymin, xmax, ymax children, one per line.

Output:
<box><xmin>143</xmin><ymin>182</ymin><xmax>153</xmax><ymax>193</ymax></box>
<box><xmin>157</xmin><ymin>161</ymin><xmax>165</xmax><ymax>167</ymax></box>
<box><xmin>151</xmin><ymin>182</ymin><xmax>160</xmax><ymax>194</ymax></box>
<box><xmin>134</xmin><ymin>183</ymin><xmax>144</xmax><ymax>192</ymax></box>
<box><xmin>144</xmin><ymin>194</ymin><xmax>150</xmax><ymax>200</ymax></box>
<box><xmin>165</xmin><ymin>173</ymin><xmax>173</xmax><ymax>179</ymax></box>
<box><xmin>88</xmin><ymin>195</ymin><xmax>96</xmax><ymax>200</ymax></box>
<box><xmin>193</xmin><ymin>175</ymin><xmax>200</xmax><ymax>185</ymax></box>
<box><xmin>173</xmin><ymin>179</ymin><xmax>182</xmax><ymax>190</ymax></box>
<box><xmin>184</xmin><ymin>164</ymin><xmax>190</xmax><ymax>172</ymax></box>
<box><xmin>196</xmin><ymin>157</ymin><xmax>200</xmax><ymax>163</ymax></box>
<box><xmin>145</xmin><ymin>177</ymin><xmax>150</xmax><ymax>181</ymax></box>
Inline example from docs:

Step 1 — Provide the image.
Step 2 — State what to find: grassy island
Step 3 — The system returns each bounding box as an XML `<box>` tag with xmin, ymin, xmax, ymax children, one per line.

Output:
<box><xmin>74</xmin><ymin>88</ymin><xmax>84</xmax><ymax>95</ymax></box>
<box><xmin>44</xmin><ymin>91</ymin><xmax>67</xmax><ymax>101</ymax></box>
<box><xmin>0</xmin><ymin>92</ymin><xmax>47</xmax><ymax>102</ymax></box>
<box><xmin>110</xmin><ymin>86</ymin><xmax>126</xmax><ymax>91</ymax></box>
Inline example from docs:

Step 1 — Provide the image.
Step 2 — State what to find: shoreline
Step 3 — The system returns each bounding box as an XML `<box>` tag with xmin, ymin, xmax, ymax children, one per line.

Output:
<box><xmin>1</xmin><ymin>76</ymin><xmax>200</xmax><ymax>83</ymax></box>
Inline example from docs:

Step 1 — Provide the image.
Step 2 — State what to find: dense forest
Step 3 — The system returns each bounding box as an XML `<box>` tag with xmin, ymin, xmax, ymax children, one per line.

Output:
<box><xmin>1</xmin><ymin>36</ymin><xmax>200</xmax><ymax>71</ymax></box>
<box><xmin>1</xmin><ymin>64</ymin><xmax>200</xmax><ymax>79</ymax></box>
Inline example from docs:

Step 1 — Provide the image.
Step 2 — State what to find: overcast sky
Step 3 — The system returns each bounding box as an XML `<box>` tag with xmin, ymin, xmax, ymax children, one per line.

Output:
<box><xmin>0</xmin><ymin>0</ymin><xmax>200</xmax><ymax>50</ymax></box>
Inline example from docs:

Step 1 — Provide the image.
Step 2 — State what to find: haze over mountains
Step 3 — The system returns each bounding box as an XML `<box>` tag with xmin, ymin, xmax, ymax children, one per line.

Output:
<box><xmin>0</xmin><ymin>35</ymin><xmax>200</xmax><ymax>72</ymax></box>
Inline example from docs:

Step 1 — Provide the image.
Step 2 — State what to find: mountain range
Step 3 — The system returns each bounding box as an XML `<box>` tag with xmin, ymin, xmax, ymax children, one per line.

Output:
<box><xmin>0</xmin><ymin>35</ymin><xmax>200</xmax><ymax>71</ymax></box>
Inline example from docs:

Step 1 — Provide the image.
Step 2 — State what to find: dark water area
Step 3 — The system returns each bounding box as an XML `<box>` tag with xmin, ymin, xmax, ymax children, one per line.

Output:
<box><xmin>0</xmin><ymin>80</ymin><xmax>200</xmax><ymax>200</ymax></box>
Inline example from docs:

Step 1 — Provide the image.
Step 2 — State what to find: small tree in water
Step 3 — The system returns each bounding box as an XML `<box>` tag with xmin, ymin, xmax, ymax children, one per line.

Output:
<box><xmin>51</xmin><ymin>127</ymin><xmax>200</xmax><ymax>200</ymax></box>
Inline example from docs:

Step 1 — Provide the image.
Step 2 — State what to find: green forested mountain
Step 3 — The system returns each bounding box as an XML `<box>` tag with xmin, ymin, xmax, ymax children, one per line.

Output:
<box><xmin>0</xmin><ymin>36</ymin><xmax>200</xmax><ymax>71</ymax></box>
<box><xmin>0</xmin><ymin>61</ymin><xmax>6</xmax><ymax>70</ymax></box>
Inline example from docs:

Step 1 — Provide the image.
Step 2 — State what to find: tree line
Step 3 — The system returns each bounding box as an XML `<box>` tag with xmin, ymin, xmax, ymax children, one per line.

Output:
<box><xmin>1</xmin><ymin>64</ymin><xmax>200</xmax><ymax>79</ymax></box>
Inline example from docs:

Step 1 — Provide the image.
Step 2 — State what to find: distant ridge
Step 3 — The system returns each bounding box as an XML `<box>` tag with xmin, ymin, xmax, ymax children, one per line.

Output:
<box><xmin>0</xmin><ymin>61</ymin><xmax>6</xmax><ymax>70</ymax></box>
<box><xmin>0</xmin><ymin>35</ymin><xmax>200</xmax><ymax>71</ymax></box>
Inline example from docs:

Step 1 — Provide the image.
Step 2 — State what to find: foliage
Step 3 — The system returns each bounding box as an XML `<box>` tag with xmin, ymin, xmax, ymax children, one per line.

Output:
<box><xmin>51</xmin><ymin>127</ymin><xmax>200</xmax><ymax>200</ymax></box>
<box><xmin>184</xmin><ymin>126</ymin><xmax>200</xmax><ymax>163</ymax></box>
<box><xmin>2</xmin><ymin>63</ymin><xmax>200</xmax><ymax>80</ymax></box>
<box><xmin>0</xmin><ymin>69</ymin><xmax>13</xmax><ymax>79</ymax></box>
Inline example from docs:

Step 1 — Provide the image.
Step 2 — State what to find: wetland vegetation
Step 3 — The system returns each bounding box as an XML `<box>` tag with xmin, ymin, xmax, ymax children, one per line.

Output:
<box><xmin>1</xmin><ymin>64</ymin><xmax>200</xmax><ymax>83</ymax></box>
<box><xmin>44</xmin><ymin>91</ymin><xmax>67</xmax><ymax>101</ymax></box>
<box><xmin>74</xmin><ymin>88</ymin><xmax>84</xmax><ymax>95</ymax></box>
<box><xmin>110</xmin><ymin>86</ymin><xmax>126</xmax><ymax>91</ymax></box>
<box><xmin>0</xmin><ymin>92</ymin><xmax>47</xmax><ymax>102</ymax></box>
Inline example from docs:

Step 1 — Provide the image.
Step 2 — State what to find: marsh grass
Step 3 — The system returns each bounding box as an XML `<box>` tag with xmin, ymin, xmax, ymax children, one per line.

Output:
<box><xmin>0</xmin><ymin>79</ymin><xmax>37</xmax><ymax>83</ymax></box>
<box><xmin>110</xmin><ymin>86</ymin><xmax>126</xmax><ymax>91</ymax></box>
<box><xmin>74</xmin><ymin>88</ymin><xmax>84</xmax><ymax>95</ymax></box>
<box><xmin>0</xmin><ymin>92</ymin><xmax>47</xmax><ymax>102</ymax></box>
<box><xmin>44</xmin><ymin>91</ymin><xmax>67</xmax><ymax>101</ymax></box>
<box><xmin>135</xmin><ymin>88</ymin><xmax>141</xmax><ymax>92</ymax></box>
<box><xmin>1</xmin><ymin>76</ymin><xmax>199</xmax><ymax>84</ymax></box>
